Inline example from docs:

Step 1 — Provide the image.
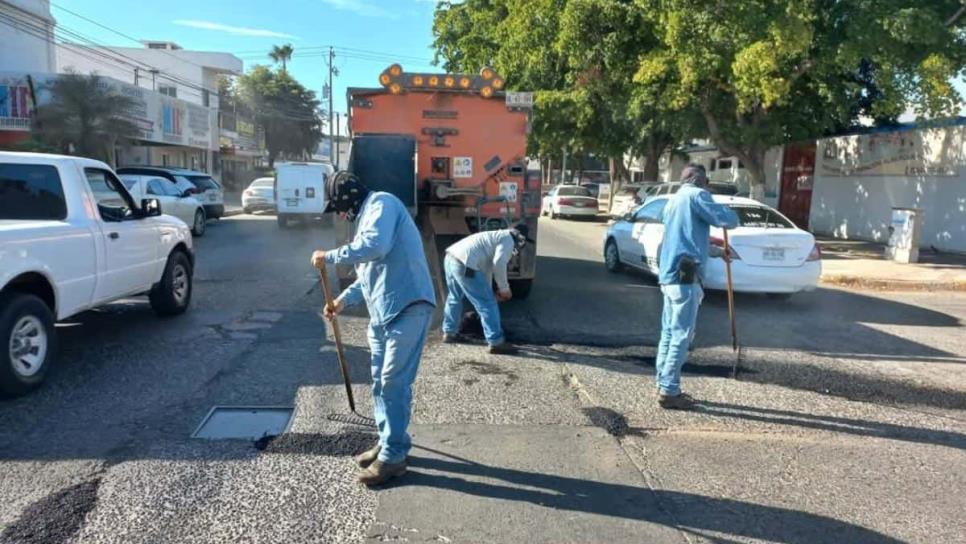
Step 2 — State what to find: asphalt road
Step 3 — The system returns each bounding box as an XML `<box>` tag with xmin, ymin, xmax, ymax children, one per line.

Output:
<box><xmin>1</xmin><ymin>213</ymin><xmax>964</xmax><ymax>543</ymax></box>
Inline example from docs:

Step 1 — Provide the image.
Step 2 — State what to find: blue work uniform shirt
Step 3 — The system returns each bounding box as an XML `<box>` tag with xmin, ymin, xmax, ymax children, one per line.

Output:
<box><xmin>658</xmin><ymin>184</ymin><xmax>739</xmax><ymax>285</ymax></box>
<box><xmin>325</xmin><ymin>191</ymin><xmax>436</xmax><ymax>326</ymax></box>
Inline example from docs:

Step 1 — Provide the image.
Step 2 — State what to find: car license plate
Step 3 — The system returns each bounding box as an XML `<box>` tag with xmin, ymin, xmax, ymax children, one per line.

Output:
<box><xmin>762</xmin><ymin>248</ymin><xmax>785</xmax><ymax>261</ymax></box>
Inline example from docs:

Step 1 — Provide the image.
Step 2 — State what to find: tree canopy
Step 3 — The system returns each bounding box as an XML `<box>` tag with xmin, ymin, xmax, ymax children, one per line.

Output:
<box><xmin>433</xmin><ymin>0</ymin><xmax>966</xmax><ymax>194</ymax></box>
<box><xmin>30</xmin><ymin>72</ymin><xmax>140</xmax><ymax>163</ymax></box>
<box><xmin>235</xmin><ymin>64</ymin><xmax>323</xmax><ymax>167</ymax></box>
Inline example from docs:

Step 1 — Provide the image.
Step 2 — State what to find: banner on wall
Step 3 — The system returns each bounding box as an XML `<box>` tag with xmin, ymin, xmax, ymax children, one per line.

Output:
<box><xmin>818</xmin><ymin>126</ymin><xmax>964</xmax><ymax>177</ymax></box>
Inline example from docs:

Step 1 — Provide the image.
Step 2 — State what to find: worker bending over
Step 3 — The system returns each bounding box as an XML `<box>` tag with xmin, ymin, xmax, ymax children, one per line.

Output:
<box><xmin>311</xmin><ymin>172</ymin><xmax>435</xmax><ymax>485</ymax></box>
<box><xmin>656</xmin><ymin>164</ymin><xmax>738</xmax><ymax>410</ymax></box>
<box><xmin>441</xmin><ymin>225</ymin><xmax>530</xmax><ymax>355</ymax></box>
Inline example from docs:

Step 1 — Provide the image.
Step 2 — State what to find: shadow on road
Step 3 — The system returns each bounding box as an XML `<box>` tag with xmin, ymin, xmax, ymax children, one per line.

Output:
<box><xmin>386</xmin><ymin>449</ymin><xmax>901</xmax><ymax>544</ymax></box>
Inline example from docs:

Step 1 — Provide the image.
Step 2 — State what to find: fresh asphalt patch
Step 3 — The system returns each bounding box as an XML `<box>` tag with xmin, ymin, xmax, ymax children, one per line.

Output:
<box><xmin>1</xmin><ymin>478</ymin><xmax>101</xmax><ymax>544</ymax></box>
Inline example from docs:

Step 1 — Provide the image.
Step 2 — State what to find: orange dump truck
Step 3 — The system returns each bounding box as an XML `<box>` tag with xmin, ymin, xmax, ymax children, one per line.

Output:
<box><xmin>345</xmin><ymin>64</ymin><xmax>538</xmax><ymax>297</ymax></box>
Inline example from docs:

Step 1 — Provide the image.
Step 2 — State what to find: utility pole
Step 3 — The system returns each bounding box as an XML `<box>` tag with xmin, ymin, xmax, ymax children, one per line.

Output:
<box><xmin>327</xmin><ymin>47</ymin><xmax>335</xmax><ymax>166</ymax></box>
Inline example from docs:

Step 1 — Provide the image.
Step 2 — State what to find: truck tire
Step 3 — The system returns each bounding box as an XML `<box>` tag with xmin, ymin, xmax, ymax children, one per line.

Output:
<box><xmin>191</xmin><ymin>209</ymin><xmax>207</xmax><ymax>237</ymax></box>
<box><xmin>149</xmin><ymin>251</ymin><xmax>193</xmax><ymax>316</ymax></box>
<box><xmin>0</xmin><ymin>293</ymin><xmax>57</xmax><ymax>397</ymax></box>
<box><xmin>277</xmin><ymin>214</ymin><xmax>290</xmax><ymax>229</ymax></box>
<box><xmin>509</xmin><ymin>279</ymin><xmax>533</xmax><ymax>300</ymax></box>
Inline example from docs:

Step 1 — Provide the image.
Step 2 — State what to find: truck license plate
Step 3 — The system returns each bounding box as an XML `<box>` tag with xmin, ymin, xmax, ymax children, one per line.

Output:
<box><xmin>285</xmin><ymin>198</ymin><xmax>299</xmax><ymax>206</ymax></box>
<box><xmin>762</xmin><ymin>248</ymin><xmax>785</xmax><ymax>261</ymax></box>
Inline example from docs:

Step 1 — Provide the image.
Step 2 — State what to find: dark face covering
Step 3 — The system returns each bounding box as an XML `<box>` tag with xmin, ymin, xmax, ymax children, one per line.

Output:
<box><xmin>325</xmin><ymin>172</ymin><xmax>370</xmax><ymax>221</ymax></box>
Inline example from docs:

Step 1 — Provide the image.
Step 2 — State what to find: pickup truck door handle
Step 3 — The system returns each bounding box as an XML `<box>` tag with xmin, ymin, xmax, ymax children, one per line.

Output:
<box><xmin>108</xmin><ymin>232</ymin><xmax>120</xmax><ymax>240</ymax></box>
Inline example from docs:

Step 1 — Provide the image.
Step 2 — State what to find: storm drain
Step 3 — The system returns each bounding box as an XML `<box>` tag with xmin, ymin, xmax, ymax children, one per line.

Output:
<box><xmin>191</xmin><ymin>406</ymin><xmax>293</xmax><ymax>440</ymax></box>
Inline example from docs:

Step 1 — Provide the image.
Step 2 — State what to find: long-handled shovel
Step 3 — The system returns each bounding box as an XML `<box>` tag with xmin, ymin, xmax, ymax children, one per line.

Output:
<box><xmin>318</xmin><ymin>264</ymin><xmax>356</xmax><ymax>412</ymax></box>
<box><xmin>723</xmin><ymin>230</ymin><xmax>743</xmax><ymax>378</ymax></box>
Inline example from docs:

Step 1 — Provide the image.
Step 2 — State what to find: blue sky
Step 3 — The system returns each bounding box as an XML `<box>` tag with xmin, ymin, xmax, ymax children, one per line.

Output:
<box><xmin>51</xmin><ymin>0</ymin><xmax>442</xmax><ymax>130</ymax></box>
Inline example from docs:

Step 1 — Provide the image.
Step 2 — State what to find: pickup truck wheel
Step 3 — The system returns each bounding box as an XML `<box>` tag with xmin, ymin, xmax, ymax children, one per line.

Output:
<box><xmin>150</xmin><ymin>251</ymin><xmax>193</xmax><ymax>316</ymax></box>
<box><xmin>0</xmin><ymin>293</ymin><xmax>56</xmax><ymax>397</ymax></box>
<box><xmin>191</xmin><ymin>209</ymin><xmax>206</xmax><ymax>237</ymax></box>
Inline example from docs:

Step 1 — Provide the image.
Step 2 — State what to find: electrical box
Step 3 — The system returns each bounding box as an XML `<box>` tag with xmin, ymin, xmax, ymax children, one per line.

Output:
<box><xmin>885</xmin><ymin>207</ymin><xmax>923</xmax><ymax>264</ymax></box>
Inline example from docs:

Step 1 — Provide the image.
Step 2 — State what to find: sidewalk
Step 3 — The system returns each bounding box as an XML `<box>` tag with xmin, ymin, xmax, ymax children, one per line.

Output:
<box><xmin>818</xmin><ymin>237</ymin><xmax>966</xmax><ymax>291</ymax></box>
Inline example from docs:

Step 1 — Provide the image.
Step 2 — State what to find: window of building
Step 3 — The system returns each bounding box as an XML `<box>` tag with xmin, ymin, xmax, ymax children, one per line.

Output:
<box><xmin>202</xmin><ymin>89</ymin><xmax>210</xmax><ymax>107</ymax></box>
<box><xmin>0</xmin><ymin>163</ymin><xmax>67</xmax><ymax>220</ymax></box>
<box><xmin>159</xmin><ymin>85</ymin><xmax>177</xmax><ymax>98</ymax></box>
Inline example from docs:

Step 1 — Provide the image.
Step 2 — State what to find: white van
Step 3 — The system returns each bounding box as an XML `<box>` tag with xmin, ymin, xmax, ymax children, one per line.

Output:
<box><xmin>274</xmin><ymin>162</ymin><xmax>334</xmax><ymax>228</ymax></box>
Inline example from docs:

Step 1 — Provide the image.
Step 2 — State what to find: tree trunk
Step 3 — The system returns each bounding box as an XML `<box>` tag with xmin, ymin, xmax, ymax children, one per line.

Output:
<box><xmin>607</xmin><ymin>157</ymin><xmax>625</xmax><ymax>215</ymax></box>
<box><xmin>746</xmin><ymin>155</ymin><xmax>767</xmax><ymax>201</ymax></box>
<box><xmin>642</xmin><ymin>136</ymin><xmax>662</xmax><ymax>182</ymax></box>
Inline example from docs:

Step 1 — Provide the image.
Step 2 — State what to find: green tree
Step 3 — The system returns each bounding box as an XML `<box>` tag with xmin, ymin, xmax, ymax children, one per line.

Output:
<box><xmin>31</xmin><ymin>72</ymin><xmax>140</xmax><ymax>164</ymax></box>
<box><xmin>269</xmin><ymin>44</ymin><xmax>295</xmax><ymax>72</ymax></box>
<box><xmin>237</xmin><ymin>65</ymin><xmax>323</xmax><ymax>167</ymax></box>
<box><xmin>636</xmin><ymin>0</ymin><xmax>966</xmax><ymax>198</ymax></box>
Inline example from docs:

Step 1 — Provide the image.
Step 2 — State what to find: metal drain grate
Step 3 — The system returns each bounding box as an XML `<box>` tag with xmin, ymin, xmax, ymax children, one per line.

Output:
<box><xmin>191</xmin><ymin>406</ymin><xmax>294</xmax><ymax>440</ymax></box>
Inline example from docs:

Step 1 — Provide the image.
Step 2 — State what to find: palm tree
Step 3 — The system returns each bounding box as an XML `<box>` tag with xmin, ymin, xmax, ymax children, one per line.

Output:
<box><xmin>269</xmin><ymin>44</ymin><xmax>295</xmax><ymax>72</ymax></box>
<box><xmin>32</xmin><ymin>71</ymin><xmax>139</xmax><ymax>164</ymax></box>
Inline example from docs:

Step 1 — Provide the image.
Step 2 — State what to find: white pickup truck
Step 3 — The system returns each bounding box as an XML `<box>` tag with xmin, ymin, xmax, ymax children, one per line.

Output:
<box><xmin>0</xmin><ymin>152</ymin><xmax>195</xmax><ymax>396</ymax></box>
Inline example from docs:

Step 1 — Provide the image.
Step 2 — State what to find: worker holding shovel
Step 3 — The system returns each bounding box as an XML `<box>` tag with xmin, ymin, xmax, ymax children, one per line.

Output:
<box><xmin>310</xmin><ymin>172</ymin><xmax>435</xmax><ymax>486</ymax></box>
<box><xmin>655</xmin><ymin>164</ymin><xmax>738</xmax><ymax>410</ymax></box>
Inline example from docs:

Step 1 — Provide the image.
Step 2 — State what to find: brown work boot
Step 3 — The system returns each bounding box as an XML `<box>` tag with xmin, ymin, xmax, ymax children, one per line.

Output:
<box><xmin>658</xmin><ymin>393</ymin><xmax>697</xmax><ymax>411</ymax></box>
<box><xmin>488</xmin><ymin>342</ymin><xmax>519</xmax><ymax>355</ymax></box>
<box><xmin>354</xmin><ymin>444</ymin><xmax>381</xmax><ymax>468</ymax></box>
<box><xmin>357</xmin><ymin>459</ymin><xmax>408</xmax><ymax>486</ymax></box>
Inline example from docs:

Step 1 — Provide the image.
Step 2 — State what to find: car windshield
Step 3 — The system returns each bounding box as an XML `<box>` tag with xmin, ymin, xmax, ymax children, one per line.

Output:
<box><xmin>178</xmin><ymin>175</ymin><xmax>219</xmax><ymax>191</ymax></box>
<box><xmin>558</xmin><ymin>186</ymin><xmax>592</xmax><ymax>197</ymax></box>
<box><xmin>730</xmin><ymin>205</ymin><xmax>795</xmax><ymax>228</ymax></box>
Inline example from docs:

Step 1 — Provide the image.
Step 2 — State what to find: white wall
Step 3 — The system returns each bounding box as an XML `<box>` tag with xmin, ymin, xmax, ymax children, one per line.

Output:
<box><xmin>0</xmin><ymin>0</ymin><xmax>56</xmax><ymax>73</ymax></box>
<box><xmin>57</xmin><ymin>46</ymin><xmax>242</xmax><ymax>108</ymax></box>
<box><xmin>809</xmin><ymin>124</ymin><xmax>966</xmax><ymax>252</ymax></box>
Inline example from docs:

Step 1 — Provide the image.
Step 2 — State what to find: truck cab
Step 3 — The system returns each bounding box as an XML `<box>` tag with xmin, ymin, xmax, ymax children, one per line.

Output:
<box><xmin>0</xmin><ymin>152</ymin><xmax>194</xmax><ymax>396</ymax></box>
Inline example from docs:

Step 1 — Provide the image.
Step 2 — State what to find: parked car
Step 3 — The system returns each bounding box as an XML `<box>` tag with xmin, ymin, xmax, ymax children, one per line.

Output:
<box><xmin>116</xmin><ymin>166</ymin><xmax>225</xmax><ymax>219</ymax></box>
<box><xmin>541</xmin><ymin>184</ymin><xmax>599</xmax><ymax>220</ymax></box>
<box><xmin>642</xmin><ymin>181</ymin><xmax>739</xmax><ymax>202</ymax></box>
<box><xmin>0</xmin><ymin>152</ymin><xmax>194</xmax><ymax>396</ymax></box>
<box><xmin>274</xmin><ymin>162</ymin><xmax>333</xmax><ymax>228</ymax></box>
<box><xmin>119</xmin><ymin>173</ymin><xmax>207</xmax><ymax>236</ymax></box>
<box><xmin>603</xmin><ymin>195</ymin><xmax>821</xmax><ymax>296</ymax></box>
<box><xmin>242</xmin><ymin>176</ymin><xmax>276</xmax><ymax>214</ymax></box>
<box><xmin>609</xmin><ymin>183</ymin><xmax>649</xmax><ymax>217</ymax></box>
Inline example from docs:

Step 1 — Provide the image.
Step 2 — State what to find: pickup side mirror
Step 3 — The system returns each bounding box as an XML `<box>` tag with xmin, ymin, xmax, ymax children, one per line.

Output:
<box><xmin>141</xmin><ymin>198</ymin><xmax>162</xmax><ymax>217</ymax></box>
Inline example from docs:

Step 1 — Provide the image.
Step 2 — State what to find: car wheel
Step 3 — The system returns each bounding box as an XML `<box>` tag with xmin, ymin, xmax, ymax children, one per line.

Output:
<box><xmin>243</xmin><ymin>206</ymin><xmax>252</xmax><ymax>215</ymax></box>
<box><xmin>605</xmin><ymin>240</ymin><xmax>623</xmax><ymax>273</ymax></box>
<box><xmin>0</xmin><ymin>293</ymin><xmax>56</xmax><ymax>397</ymax></box>
<box><xmin>191</xmin><ymin>209</ymin><xmax>206</xmax><ymax>237</ymax></box>
<box><xmin>550</xmin><ymin>208</ymin><xmax>558</xmax><ymax>220</ymax></box>
<box><xmin>149</xmin><ymin>251</ymin><xmax>193</xmax><ymax>316</ymax></box>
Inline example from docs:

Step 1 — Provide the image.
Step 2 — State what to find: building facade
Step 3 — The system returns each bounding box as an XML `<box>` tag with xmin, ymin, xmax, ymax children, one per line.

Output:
<box><xmin>0</xmin><ymin>0</ymin><xmax>56</xmax><ymax>148</ymax></box>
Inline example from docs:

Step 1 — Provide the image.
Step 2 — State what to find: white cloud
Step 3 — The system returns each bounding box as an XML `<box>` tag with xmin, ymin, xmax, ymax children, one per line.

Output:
<box><xmin>320</xmin><ymin>0</ymin><xmax>398</xmax><ymax>18</ymax></box>
<box><xmin>172</xmin><ymin>20</ymin><xmax>298</xmax><ymax>39</ymax></box>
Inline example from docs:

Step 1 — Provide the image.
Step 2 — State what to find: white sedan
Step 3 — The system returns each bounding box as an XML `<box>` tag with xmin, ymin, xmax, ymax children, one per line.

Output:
<box><xmin>242</xmin><ymin>176</ymin><xmax>276</xmax><ymax>213</ymax></box>
<box><xmin>603</xmin><ymin>195</ymin><xmax>821</xmax><ymax>296</ymax></box>
<box><xmin>120</xmin><ymin>174</ymin><xmax>207</xmax><ymax>236</ymax></box>
<box><xmin>541</xmin><ymin>185</ymin><xmax>599</xmax><ymax>219</ymax></box>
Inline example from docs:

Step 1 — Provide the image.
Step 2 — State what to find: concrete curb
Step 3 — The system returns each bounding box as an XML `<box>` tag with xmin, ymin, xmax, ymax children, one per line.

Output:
<box><xmin>820</xmin><ymin>275</ymin><xmax>966</xmax><ymax>292</ymax></box>
<box><xmin>222</xmin><ymin>209</ymin><xmax>245</xmax><ymax>218</ymax></box>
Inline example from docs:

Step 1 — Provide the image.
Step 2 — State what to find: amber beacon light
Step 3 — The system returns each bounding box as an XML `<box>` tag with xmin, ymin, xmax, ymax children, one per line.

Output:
<box><xmin>377</xmin><ymin>64</ymin><xmax>506</xmax><ymax>98</ymax></box>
